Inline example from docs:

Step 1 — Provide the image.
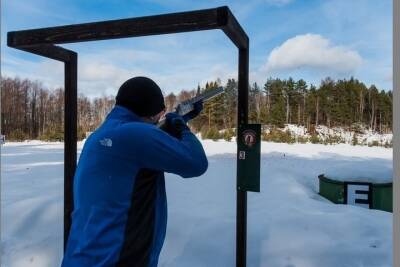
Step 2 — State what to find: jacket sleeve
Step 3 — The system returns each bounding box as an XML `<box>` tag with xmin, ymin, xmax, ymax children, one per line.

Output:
<box><xmin>122</xmin><ymin>124</ymin><xmax>208</xmax><ymax>178</ymax></box>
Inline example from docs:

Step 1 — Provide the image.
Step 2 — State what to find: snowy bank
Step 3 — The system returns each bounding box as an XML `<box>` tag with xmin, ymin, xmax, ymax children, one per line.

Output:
<box><xmin>282</xmin><ymin>124</ymin><xmax>393</xmax><ymax>147</ymax></box>
<box><xmin>1</xmin><ymin>141</ymin><xmax>393</xmax><ymax>267</ymax></box>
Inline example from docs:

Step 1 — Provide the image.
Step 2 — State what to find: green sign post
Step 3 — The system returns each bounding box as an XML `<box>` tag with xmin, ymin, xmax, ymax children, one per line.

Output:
<box><xmin>237</xmin><ymin>124</ymin><xmax>261</xmax><ymax>192</ymax></box>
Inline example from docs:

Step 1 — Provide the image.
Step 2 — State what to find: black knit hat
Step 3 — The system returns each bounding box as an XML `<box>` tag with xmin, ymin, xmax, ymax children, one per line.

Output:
<box><xmin>116</xmin><ymin>76</ymin><xmax>165</xmax><ymax>117</ymax></box>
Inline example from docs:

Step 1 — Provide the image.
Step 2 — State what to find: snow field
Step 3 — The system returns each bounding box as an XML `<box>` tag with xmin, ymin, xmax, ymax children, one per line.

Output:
<box><xmin>1</xmin><ymin>140</ymin><xmax>393</xmax><ymax>267</ymax></box>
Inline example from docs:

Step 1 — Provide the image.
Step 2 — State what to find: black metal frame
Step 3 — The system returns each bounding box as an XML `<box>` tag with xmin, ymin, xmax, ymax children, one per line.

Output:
<box><xmin>7</xmin><ymin>6</ymin><xmax>249</xmax><ymax>267</ymax></box>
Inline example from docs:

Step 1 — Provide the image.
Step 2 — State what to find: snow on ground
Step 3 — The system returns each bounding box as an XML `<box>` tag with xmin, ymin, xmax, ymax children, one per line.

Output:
<box><xmin>1</xmin><ymin>140</ymin><xmax>393</xmax><ymax>267</ymax></box>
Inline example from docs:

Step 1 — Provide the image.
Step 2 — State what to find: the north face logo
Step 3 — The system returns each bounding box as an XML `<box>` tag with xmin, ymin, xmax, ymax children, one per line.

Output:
<box><xmin>100</xmin><ymin>138</ymin><xmax>112</xmax><ymax>147</ymax></box>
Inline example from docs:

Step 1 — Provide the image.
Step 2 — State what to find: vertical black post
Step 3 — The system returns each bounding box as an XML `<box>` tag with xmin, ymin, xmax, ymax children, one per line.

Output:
<box><xmin>236</xmin><ymin>45</ymin><xmax>249</xmax><ymax>267</ymax></box>
<box><xmin>64</xmin><ymin>52</ymin><xmax>78</xmax><ymax>250</ymax></box>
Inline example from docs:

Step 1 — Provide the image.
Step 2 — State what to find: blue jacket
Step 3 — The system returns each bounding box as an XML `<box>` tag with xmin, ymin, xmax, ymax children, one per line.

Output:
<box><xmin>61</xmin><ymin>105</ymin><xmax>208</xmax><ymax>267</ymax></box>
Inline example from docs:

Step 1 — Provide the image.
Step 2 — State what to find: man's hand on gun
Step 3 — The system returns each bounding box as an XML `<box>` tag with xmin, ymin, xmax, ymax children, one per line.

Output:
<box><xmin>159</xmin><ymin>86</ymin><xmax>223</xmax><ymax>139</ymax></box>
<box><xmin>163</xmin><ymin>101</ymin><xmax>203</xmax><ymax>139</ymax></box>
<box><xmin>182</xmin><ymin>101</ymin><xmax>203</xmax><ymax>122</ymax></box>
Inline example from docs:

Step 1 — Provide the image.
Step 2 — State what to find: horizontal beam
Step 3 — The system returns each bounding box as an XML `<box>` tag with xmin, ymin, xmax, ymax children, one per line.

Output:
<box><xmin>222</xmin><ymin>8</ymin><xmax>249</xmax><ymax>49</ymax></box>
<box><xmin>17</xmin><ymin>45</ymin><xmax>76</xmax><ymax>62</ymax></box>
<box><xmin>8</xmin><ymin>6</ymin><xmax>239</xmax><ymax>47</ymax></box>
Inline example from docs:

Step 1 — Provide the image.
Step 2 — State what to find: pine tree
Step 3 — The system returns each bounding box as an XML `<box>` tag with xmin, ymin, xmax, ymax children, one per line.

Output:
<box><xmin>224</xmin><ymin>78</ymin><xmax>238</xmax><ymax>128</ymax></box>
<box><xmin>249</xmin><ymin>82</ymin><xmax>261</xmax><ymax>123</ymax></box>
<box><xmin>264</xmin><ymin>78</ymin><xmax>286</xmax><ymax>127</ymax></box>
<box><xmin>295</xmin><ymin>79</ymin><xmax>307</xmax><ymax>125</ymax></box>
<box><xmin>283</xmin><ymin>77</ymin><xmax>295</xmax><ymax>124</ymax></box>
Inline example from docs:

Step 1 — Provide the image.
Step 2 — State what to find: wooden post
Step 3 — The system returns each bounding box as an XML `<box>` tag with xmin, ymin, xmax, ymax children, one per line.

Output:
<box><xmin>64</xmin><ymin>53</ymin><xmax>77</xmax><ymax>250</ymax></box>
<box><xmin>237</xmin><ymin>46</ymin><xmax>249</xmax><ymax>267</ymax></box>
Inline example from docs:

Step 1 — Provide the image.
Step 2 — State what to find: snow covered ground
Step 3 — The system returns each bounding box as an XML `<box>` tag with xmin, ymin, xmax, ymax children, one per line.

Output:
<box><xmin>1</xmin><ymin>141</ymin><xmax>393</xmax><ymax>267</ymax></box>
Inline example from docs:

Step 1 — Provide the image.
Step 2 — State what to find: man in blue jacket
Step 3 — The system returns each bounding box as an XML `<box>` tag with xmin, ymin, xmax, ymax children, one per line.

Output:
<box><xmin>61</xmin><ymin>77</ymin><xmax>208</xmax><ymax>267</ymax></box>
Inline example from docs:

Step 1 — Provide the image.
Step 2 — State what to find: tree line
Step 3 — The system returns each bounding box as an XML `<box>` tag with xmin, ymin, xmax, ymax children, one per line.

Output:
<box><xmin>1</xmin><ymin>76</ymin><xmax>114</xmax><ymax>140</ymax></box>
<box><xmin>1</xmin><ymin>75</ymin><xmax>393</xmax><ymax>141</ymax></box>
<box><xmin>187</xmin><ymin>77</ymin><xmax>392</xmax><ymax>139</ymax></box>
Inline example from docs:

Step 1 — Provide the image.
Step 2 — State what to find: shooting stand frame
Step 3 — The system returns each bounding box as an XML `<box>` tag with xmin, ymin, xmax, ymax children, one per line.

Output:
<box><xmin>7</xmin><ymin>6</ymin><xmax>250</xmax><ymax>267</ymax></box>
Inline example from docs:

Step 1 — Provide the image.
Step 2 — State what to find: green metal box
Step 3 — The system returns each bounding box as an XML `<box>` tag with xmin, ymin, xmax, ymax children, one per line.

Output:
<box><xmin>318</xmin><ymin>174</ymin><xmax>393</xmax><ymax>212</ymax></box>
<box><xmin>372</xmin><ymin>183</ymin><xmax>393</xmax><ymax>212</ymax></box>
<box><xmin>318</xmin><ymin>175</ymin><xmax>345</xmax><ymax>204</ymax></box>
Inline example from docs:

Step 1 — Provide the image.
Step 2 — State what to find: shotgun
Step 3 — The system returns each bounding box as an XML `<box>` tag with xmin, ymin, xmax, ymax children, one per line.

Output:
<box><xmin>158</xmin><ymin>86</ymin><xmax>224</xmax><ymax>128</ymax></box>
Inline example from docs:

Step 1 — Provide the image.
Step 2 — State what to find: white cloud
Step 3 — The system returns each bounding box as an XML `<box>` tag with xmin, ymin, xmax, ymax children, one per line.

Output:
<box><xmin>264</xmin><ymin>34</ymin><xmax>363</xmax><ymax>74</ymax></box>
<box><xmin>1</xmin><ymin>54</ymin><xmax>64</xmax><ymax>89</ymax></box>
<box><xmin>2</xmin><ymin>46</ymin><xmax>237</xmax><ymax>99</ymax></box>
<box><xmin>77</xmin><ymin>60</ymin><xmax>236</xmax><ymax>98</ymax></box>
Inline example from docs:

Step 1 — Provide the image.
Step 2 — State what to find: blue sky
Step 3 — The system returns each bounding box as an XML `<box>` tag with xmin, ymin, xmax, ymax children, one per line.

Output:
<box><xmin>1</xmin><ymin>0</ymin><xmax>392</xmax><ymax>98</ymax></box>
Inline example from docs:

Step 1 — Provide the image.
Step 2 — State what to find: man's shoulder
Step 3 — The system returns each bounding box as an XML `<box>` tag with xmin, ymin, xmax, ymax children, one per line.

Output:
<box><xmin>84</xmin><ymin>120</ymin><xmax>171</xmax><ymax>156</ymax></box>
<box><xmin>107</xmin><ymin>121</ymin><xmax>168</xmax><ymax>149</ymax></box>
<box><xmin>118</xmin><ymin>121</ymin><xmax>161</xmax><ymax>137</ymax></box>
<box><xmin>95</xmin><ymin>119</ymin><xmax>159</xmax><ymax>136</ymax></box>
<box><xmin>81</xmin><ymin>122</ymin><xmax>160</xmax><ymax>157</ymax></box>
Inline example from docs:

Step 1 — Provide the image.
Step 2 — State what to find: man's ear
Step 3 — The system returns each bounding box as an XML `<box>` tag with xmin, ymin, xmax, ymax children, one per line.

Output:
<box><xmin>142</xmin><ymin>110</ymin><xmax>165</xmax><ymax>124</ymax></box>
<box><xmin>149</xmin><ymin>115</ymin><xmax>159</xmax><ymax>124</ymax></box>
<box><xmin>140</xmin><ymin>116</ymin><xmax>154</xmax><ymax>124</ymax></box>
